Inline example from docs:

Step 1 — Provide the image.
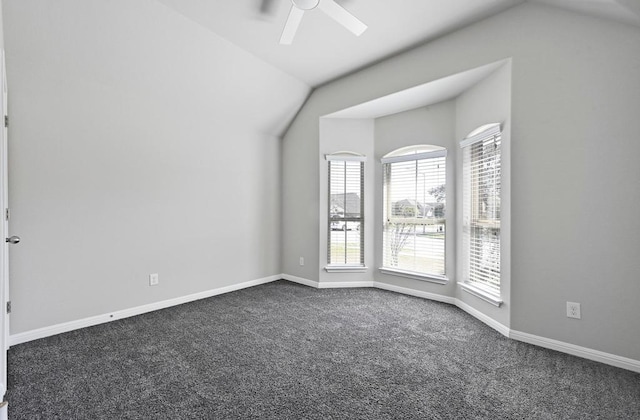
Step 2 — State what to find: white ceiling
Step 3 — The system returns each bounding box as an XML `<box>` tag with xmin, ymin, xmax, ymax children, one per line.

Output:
<box><xmin>155</xmin><ymin>0</ymin><xmax>640</xmax><ymax>88</ymax></box>
<box><xmin>324</xmin><ymin>60</ymin><xmax>508</xmax><ymax>119</ymax></box>
<box><xmin>534</xmin><ymin>0</ymin><xmax>640</xmax><ymax>27</ymax></box>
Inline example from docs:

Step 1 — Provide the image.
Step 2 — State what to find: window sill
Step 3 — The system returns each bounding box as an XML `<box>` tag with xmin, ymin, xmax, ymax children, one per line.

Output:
<box><xmin>460</xmin><ymin>282</ymin><xmax>503</xmax><ymax>307</ymax></box>
<box><xmin>324</xmin><ymin>265</ymin><xmax>368</xmax><ymax>273</ymax></box>
<box><xmin>378</xmin><ymin>268</ymin><xmax>448</xmax><ymax>285</ymax></box>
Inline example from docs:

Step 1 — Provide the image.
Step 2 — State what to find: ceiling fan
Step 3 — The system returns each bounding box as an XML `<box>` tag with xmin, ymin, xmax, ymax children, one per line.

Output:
<box><xmin>276</xmin><ymin>0</ymin><xmax>367</xmax><ymax>45</ymax></box>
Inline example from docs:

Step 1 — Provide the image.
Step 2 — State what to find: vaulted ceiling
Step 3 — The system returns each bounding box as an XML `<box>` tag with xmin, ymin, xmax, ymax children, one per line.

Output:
<box><xmin>155</xmin><ymin>0</ymin><xmax>640</xmax><ymax>87</ymax></box>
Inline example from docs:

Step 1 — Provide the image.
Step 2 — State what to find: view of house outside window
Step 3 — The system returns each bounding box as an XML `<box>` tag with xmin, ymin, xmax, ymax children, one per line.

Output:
<box><xmin>327</xmin><ymin>158</ymin><xmax>364</xmax><ymax>265</ymax></box>
<box><xmin>382</xmin><ymin>147</ymin><xmax>446</xmax><ymax>277</ymax></box>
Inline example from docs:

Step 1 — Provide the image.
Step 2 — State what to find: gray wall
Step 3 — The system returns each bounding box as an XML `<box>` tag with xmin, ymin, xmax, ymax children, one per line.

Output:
<box><xmin>0</xmin><ymin>0</ymin><xmax>3</xmax><ymax>48</ymax></box>
<box><xmin>4</xmin><ymin>0</ymin><xmax>309</xmax><ymax>333</ymax></box>
<box><xmin>374</xmin><ymin>101</ymin><xmax>457</xmax><ymax>297</ymax></box>
<box><xmin>281</xmin><ymin>3</ymin><xmax>640</xmax><ymax>360</ymax></box>
<box><xmin>319</xmin><ymin>118</ymin><xmax>374</xmax><ymax>284</ymax></box>
<box><xmin>455</xmin><ymin>63</ymin><xmax>512</xmax><ymax>327</ymax></box>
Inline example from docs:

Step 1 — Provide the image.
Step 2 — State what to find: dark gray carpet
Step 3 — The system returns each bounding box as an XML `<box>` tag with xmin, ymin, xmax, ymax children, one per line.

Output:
<box><xmin>7</xmin><ymin>280</ymin><xmax>640</xmax><ymax>419</ymax></box>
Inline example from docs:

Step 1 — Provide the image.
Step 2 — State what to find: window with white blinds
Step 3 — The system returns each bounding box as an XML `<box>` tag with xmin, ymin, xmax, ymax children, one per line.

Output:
<box><xmin>381</xmin><ymin>147</ymin><xmax>446</xmax><ymax>277</ymax></box>
<box><xmin>327</xmin><ymin>155</ymin><xmax>365</xmax><ymax>266</ymax></box>
<box><xmin>461</xmin><ymin>124</ymin><xmax>502</xmax><ymax>296</ymax></box>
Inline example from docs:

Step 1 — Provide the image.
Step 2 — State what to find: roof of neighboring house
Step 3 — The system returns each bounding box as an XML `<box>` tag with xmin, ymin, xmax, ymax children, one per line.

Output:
<box><xmin>392</xmin><ymin>199</ymin><xmax>445</xmax><ymax>217</ymax></box>
<box><xmin>330</xmin><ymin>193</ymin><xmax>361</xmax><ymax>216</ymax></box>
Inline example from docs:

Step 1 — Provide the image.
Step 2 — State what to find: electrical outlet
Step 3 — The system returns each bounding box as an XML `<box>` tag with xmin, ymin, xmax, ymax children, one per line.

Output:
<box><xmin>566</xmin><ymin>302</ymin><xmax>581</xmax><ymax>319</ymax></box>
<box><xmin>149</xmin><ymin>273</ymin><xmax>159</xmax><ymax>286</ymax></box>
<box><xmin>299</xmin><ymin>257</ymin><xmax>304</xmax><ymax>266</ymax></box>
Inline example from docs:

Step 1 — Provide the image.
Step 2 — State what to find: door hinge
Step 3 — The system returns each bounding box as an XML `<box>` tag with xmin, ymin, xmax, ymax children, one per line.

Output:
<box><xmin>6</xmin><ymin>301</ymin><xmax>10</xmax><ymax>314</ymax></box>
<box><xmin>4</xmin><ymin>115</ymin><xmax>7</xmax><ymax>128</ymax></box>
<box><xmin>5</xmin><ymin>208</ymin><xmax>9</xmax><ymax>221</ymax></box>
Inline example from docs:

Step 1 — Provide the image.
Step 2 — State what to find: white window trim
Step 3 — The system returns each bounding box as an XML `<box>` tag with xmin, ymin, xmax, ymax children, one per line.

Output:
<box><xmin>460</xmin><ymin>282</ymin><xmax>503</xmax><ymax>307</ymax></box>
<box><xmin>381</xmin><ymin>146</ymin><xmax>447</xmax><ymax>278</ymax></box>
<box><xmin>326</xmin><ymin>152</ymin><xmax>366</xmax><ymax>267</ymax></box>
<box><xmin>459</xmin><ymin>123</ymin><xmax>502</xmax><ymax>149</ymax></box>
<box><xmin>378</xmin><ymin>267</ymin><xmax>448</xmax><ymax>285</ymax></box>
<box><xmin>381</xmin><ymin>149</ymin><xmax>446</xmax><ymax>164</ymax></box>
<box><xmin>325</xmin><ymin>264</ymin><xmax>368</xmax><ymax>273</ymax></box>
<box><xmin>460</xmin><ymin>122</ymin><xmax>503</xmax><ymax>296</ymax></box>
<box><xmin>325</xmin><ymin>152</ymin><xmax>367</xmax><ymax>162</ymax></box>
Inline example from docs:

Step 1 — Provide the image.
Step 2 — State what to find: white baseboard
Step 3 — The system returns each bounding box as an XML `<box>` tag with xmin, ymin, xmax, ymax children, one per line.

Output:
<box><xmin>455</xmin><ymin>298</ymin><xmax>510</xmax><ymax>337</ymax></box>
<box><xmin>509</xmin><ymin>330</ymin><xmax>640</xmax><ymax>374</ymax></box>
<box><xmin>281</xmin><ymin>274</ymin><xmax>373</xmax><ymax>289</ymax></box>
<box><xmin>9</xmin><ymin>275</ymin><xmax>281</xmax><ymax>347</ymax></box>
<box><xmin>318</xmin><ymin>281</ymin><xmax>374</xmax><ymax>288</ymax></box>
<box><xmin>10</xmin><ymin>273</ymin><xmax>640</xmax><ymax>374</ymax></box>
<box><xmin>281</xmin><ymin>275</ymin><xmax>640</xmax><ymax>373</ymax></box>
<box><xmin>373</xmin><ymin>281</ymin><xmax>456</xmax><ymax>305</ymax></box>
<box><xmin>281</xmin><ymin>274</ymin><xmax>319</xmax><ymax>288</ymax></box>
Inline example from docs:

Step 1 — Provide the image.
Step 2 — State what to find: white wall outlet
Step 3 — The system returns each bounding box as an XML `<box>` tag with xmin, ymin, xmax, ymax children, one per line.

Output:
<box><xmin>299</xmin><ymin>257</ymin><xmax>304</xmax><ymax>266</ymax></box>
<box><xmin>566</xmin><ymin>301</ymin><xmax>581</xmax><ymax>319</ymax></box>
<box><xmin>149</xmin><ymin>273</ymin><xmax>159</xmax><ymax>286</ymax></box>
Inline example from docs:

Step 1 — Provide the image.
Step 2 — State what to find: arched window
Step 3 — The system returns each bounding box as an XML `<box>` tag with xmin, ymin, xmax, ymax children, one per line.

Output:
<box><xmin>380</xmin><ymin>145</ymin><xmax>447</xmax><ymax>280</ymax></box>
<box><xmin>460</xmin><ymin>123</ymin><xmax>502</xmax><ymax>298</ymax></box>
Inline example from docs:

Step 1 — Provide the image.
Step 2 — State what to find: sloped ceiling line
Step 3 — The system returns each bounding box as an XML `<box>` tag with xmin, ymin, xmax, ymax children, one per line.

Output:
<box><xmin>154</xmin><ymin>0</ymin><xmax>638</xmax><ymax>88</ymax></box>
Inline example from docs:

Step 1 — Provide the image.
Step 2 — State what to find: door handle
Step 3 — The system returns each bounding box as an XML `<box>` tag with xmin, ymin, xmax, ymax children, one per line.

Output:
<box><xmin>5</xmin><ymin>236</ymin><xmax>20</xmax><ymax>244</ymax></box>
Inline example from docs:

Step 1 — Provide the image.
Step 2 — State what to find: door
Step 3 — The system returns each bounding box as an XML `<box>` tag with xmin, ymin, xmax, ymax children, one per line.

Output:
<box><xmin>0</xmin><ymin>49</ymin><xmax>10</xmax><ymax>418</ymax></box>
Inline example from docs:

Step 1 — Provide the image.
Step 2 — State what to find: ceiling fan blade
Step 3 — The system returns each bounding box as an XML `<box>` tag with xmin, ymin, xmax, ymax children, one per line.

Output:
<box><xmin>317</xmin><ymin>0</ymin><xmax>367</xmax><ymax>36</ymax></box>
<box><xmin>259</xmin><ymin>0</ymin><xmax>277</xmax><ymax>15</ymax></box>
<box><xmin>280</xmin><ymin>6</ymin><xmax>305</xmax><ymax>45</ymax></box>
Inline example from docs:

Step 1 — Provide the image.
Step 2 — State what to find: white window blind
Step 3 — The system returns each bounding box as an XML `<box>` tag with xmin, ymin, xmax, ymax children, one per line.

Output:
<box><xmin>382</xmin><ymin>149</ymin><xmax>446</xmax><ymax>276</ymax></box>
<box><xmin>327</xmin><ymin>157</ymin><xmax>364</xmax><ymax>265</ymax></box>
<box><xmin>462</xmin><ymin>124</ymin><xmax>502</xmax><ymax>295</ymax></box>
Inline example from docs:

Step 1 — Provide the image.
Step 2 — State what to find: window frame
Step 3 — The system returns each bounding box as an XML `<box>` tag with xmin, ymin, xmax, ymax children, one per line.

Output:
<box><xmin>379</xmin><ymin>146</ymin><xmax>448</xmax><ymax>284</ymax></box>
<box><xmin>460</xmin><ymin>123</ymin><xmax>503</xmax><ymax>306</ymax></box>
<box><xmin>325</xmin><ymin>153</ymin><xmax>366</xmax><ymax>271</ymax></box>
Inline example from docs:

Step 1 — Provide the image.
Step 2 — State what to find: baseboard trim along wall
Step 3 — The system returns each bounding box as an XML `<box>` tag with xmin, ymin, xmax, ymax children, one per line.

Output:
<box><xmin>10</xmin><ymin>274</ymin><xmax>640</xmax><ymax>374</ymax></box>
<box><xmin>318</xmin><ymin>281</ymin><xmax>375</xmax><ymax>289</ymax></box>
<box><xmin>281</xmin><ymin>274</ymin><xmax>319</xmax><ymax>288</ymax></box>
<box><xmin>455</xmin><ymin>298</ymin><xmax>510</xmax><ymax>337</ymax></box>
<box><xmin>9</xmin><ymin>274</ymin><xmax>281</xmax><ymax>347</ymax></box>
<box><xmin>282</xmin><ymin>274</ymin><xmax>640</xmax><ymax>374</ymax></box>
<box><xmin>373</xmin><ymin>281</ymin><xmax>456</xmax><ymax>305</ymax></box>
<box><xmin>509</xmin><ymin>330</ymin><xmax>640</xmax><ymax>374</ymax></box>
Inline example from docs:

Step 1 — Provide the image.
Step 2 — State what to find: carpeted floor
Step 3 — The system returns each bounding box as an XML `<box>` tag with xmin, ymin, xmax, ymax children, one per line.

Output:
<box><xmin>6</xmin><ymin>280</ymin><xmax>640</xmax><ymax>419</ymax></box>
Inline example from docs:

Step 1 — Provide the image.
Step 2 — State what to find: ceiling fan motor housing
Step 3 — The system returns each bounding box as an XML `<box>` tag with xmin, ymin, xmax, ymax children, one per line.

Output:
<box><xmin>292</xmin><ymin>0</ymin><xmax>320</xmax><ymax>11</ymax></box>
